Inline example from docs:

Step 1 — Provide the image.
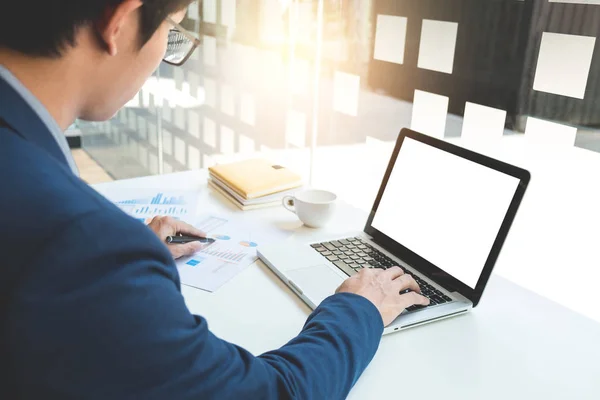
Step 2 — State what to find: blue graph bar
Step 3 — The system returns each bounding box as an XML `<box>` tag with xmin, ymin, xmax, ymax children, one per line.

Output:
<box><xmin>151</xmin><ymin>193</ymin><xmax>163</xmax><ymax>205</ymax></box>
<box><xmin>135</xmin><ymin>206</ymin><xmax>150</xmax><ymax>214</ymax></box>
<box><xmin>117</xmin><ymin>198</ymin><xmax>147</xmax><ymax>205</ymax></box>
<box><xmin>152</xmin><ymin>195</ymin><xmax>185</xmax><ymax>205</ymax></box>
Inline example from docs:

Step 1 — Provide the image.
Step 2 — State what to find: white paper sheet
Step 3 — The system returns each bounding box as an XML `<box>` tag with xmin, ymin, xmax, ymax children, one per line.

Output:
<box><xmin>176</xmin><ymin>214</ymin><xmax>278</xmax><ymax>292</ymax></box>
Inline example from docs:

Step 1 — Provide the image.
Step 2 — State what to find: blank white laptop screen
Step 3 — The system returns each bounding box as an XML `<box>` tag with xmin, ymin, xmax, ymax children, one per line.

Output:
<box><xmin>372</xmin><ymin>137</ymin><xmax>520</xmax><ymax>288</ymax></box>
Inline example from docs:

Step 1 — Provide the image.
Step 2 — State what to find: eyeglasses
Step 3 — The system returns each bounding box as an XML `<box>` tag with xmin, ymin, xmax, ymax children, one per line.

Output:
<box><xmin>163</xmin><ymin>17</ymin><xmax>201</xmax><ymax>66</ymax></box>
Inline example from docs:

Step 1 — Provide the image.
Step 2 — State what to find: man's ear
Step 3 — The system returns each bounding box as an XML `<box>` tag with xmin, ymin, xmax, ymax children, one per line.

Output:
<box><xmin>96</xmin><ymin>0</ymin><xmax>143</xmax><ymax>56</ymax></box>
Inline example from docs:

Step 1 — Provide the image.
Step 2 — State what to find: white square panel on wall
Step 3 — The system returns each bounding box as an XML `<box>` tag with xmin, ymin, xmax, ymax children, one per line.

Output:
<box><xmin>203</xmin><ymin>0</ymin><xmax>216</xmax><ymax>23</ymax></box>
<box><xmin>174</xmin><ymin>68</ymin><xmax>184</xmax><ymax>92</ymax></box>
<box><xmin>221</xmin><ymin>0</ymin><xmax>236</xmax><ymax>28</ymax></box>
<box><xmin>524</xmin><ymin>117</ymin><xmax>577</xmax><ymax>149</ymax></box>
<box><xmin>220</xmin><ymin>84</ymin><xmax>236</xmax><ymax>116</ymax></box>
<box><xmin>163</xmin><ymin>130</ymin><xmax>173</xmax><ymax>155</ymax></box>
<box><xmin>129</xmin><ymin>140</ymin><xmax>138</xmax><ymax>159</ymax></box>
<box><xmin>137</xmin><ymin>116</ymin><xmax>147</xmax><ymax>140</ymax></box>
<box><xmin>203</xmin><ymin>35</ymin><xmax>217</xmax><ymax>67</ymax></box>
<box><xmin>202</xmin><ymin>154</ymin><xmax>214</xmax><ymax>169</ymax></box>
<box><xmin>140</xmin><ymin>89</ymin><xmax>150</xmax><ymax>108</ymax></box>
<box><xmin>291</xmin><ymin>58</ymin><xmax>310</xmax><ymax>94</ymax></box>
<box><xmin>418</xmin><ymin>20</ymin><xmax>458</xmax><ymax>74</ymax></box>
<box><xmin>163</xmin><ymin>161</ymin><xmax>173</xmax><ymax>174</ymax></box>
<box><xmin>174</xmin><ymin>137</ymin><xmax>186</xmax><ymax>165</ymax></box>
<box><xmin>533</xmin><ymin>32</ymin><xmax>596</xmax><ymax>99</ymax></box>
<box><xmin>286</xmin><ymin>110</ymin><xmax>307</xmax><ymax>148</ymax></box>
<box><xmin>461</xmin><ymin>102</ymin><xmax>506</xmax><ymax>142</ymax></box>
<box><xmin>148</xmin><ymin>124</ymin><xmax>157</xmax><ymax>147</ymax></box>
<box><xmin>138</xmin><ymin>146</ymin><xmax>148</xmax><ymax>168</ymax></box>
<box><xmin>149</xmin><ymin>153</ymin><xmax>158</xmax><ymax>175</ymax></box>
<box><xmin>373</xmin><ymin>15</ymin><xmax>407</xmax><ymax>64</ymax></box>
<box><xmin>203</xmin><ymin>117</ymin><xmax>216</xmax><ymax>148</ymax></box>
<box><xmin>174</xmin><ymin>107</ymin><xmax>185</xmax><ymax>130</ymax></box>
<box><xmin>204</xmin><ymin>77</ymin><xmax>216</xmax><ymax>107</ymax></box>
<box><xmin>333</xmin><ymin>71</ymin><xmax>360</xmax><ymax>116</ymax></box>
<box><xmin>149</xmin><ymin>93</ymin><xmax>156</xmax><ymax>114</ymax></box>
<box><xmin>238</xmin><ymin>134</ymin><xmax>255</xmax><ymax>153</ymax></box>
<box><xmin>127</xmin><ymin>110</ymin><xmax>137</xmax><ymax>131</ymax></box>
<box><xmin>162</xmin><ymin>101</ymin><xmax>172</xmax><ymax>122</ymax></box>
<box><xmin>220</xmin><ymin>126</ymin><xmax>235</xmax><ymax>154</ymax></box>
<box><xmin>411</xmin><ymin>90</ymin><xmax>449</xmax><ymax>139</ymax></box>
<box><xmin>188</xmin><ymin>71</ymin><xmax>200</xmax><ymax>99</ymax></box>
<box><xmin>188</xmin><ymin>145</ymin><xmax>201</xmax><ymax>170</ymax></box>
<box><xmin>240</xmin><ymin>93</ymin><xmax>256</xmax><ymax>126</ymax></box>
<box><xmin>188</xmin><ymin>110</ymin><xmax>200</xmax><ymax>138</ymax></box>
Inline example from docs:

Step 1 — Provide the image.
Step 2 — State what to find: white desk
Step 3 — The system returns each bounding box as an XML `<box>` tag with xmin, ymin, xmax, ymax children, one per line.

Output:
<box><xmin>94</xmin><ymin>169</ymin><xmax>600</xmax><ymax>400</ymax></box>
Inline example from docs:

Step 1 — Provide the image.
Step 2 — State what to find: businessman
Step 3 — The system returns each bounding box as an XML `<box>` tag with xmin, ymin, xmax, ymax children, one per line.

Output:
<box><xmin>0</xmin><ymin>1</ymin><xmax>429</xmax><ymax>398</ymax></box>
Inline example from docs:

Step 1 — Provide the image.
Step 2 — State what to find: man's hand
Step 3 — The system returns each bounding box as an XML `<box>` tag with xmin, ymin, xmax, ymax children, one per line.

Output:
<box><xmin>147</xmin><ymin>216</ymin><xmax>207</xmax><ymax>259</ymax></box>
<box><xmin>336</xmin><ymin>267</ymin><xmax>430</xmax><ymax>326</ymax></box>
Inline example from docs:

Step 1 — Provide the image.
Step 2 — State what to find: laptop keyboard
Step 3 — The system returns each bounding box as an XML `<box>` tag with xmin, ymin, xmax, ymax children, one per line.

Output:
<box><xmin>311</xmin><ymin>237</ymin><xmax>453</xmax><ymax>312</ymax></box>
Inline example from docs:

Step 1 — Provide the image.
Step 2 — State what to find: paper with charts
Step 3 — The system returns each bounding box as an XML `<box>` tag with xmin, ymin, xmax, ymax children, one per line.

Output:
<box><xmin>176</xmin><ymin>214</ymin><xmax>274</xmax><ymax>292</ymax></box>
<box><xmin>97</xmin><ymin>188</ymin><xmax>199</xmax><ymax>223</ymax></box>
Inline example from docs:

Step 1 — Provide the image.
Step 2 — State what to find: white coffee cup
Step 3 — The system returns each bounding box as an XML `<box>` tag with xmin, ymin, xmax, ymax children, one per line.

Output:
<box><xmin>282</xmin><ymin>189</ymin><xmax>337</xmax><ymax>228</ymax></box>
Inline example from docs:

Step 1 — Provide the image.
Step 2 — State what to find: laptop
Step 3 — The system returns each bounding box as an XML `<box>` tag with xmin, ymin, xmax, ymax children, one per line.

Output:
<box><xmin>258</xmin><ymin>129</ymin><xmax>530</xmax><ymax>334</ymax></box>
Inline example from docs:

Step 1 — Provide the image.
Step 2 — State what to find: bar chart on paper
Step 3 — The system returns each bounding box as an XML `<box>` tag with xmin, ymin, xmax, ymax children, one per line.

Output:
<box><xmin>201</xmin><ymin>244</ymin><xmax>251</xmax><ymax>264</ymax></box>
<box><xmin>132</xmin><ymin>205</ymin><xmax>188</xmax><ymax>216</ymax></box>
<box><xmin>104</xmin><ymin>190</ymin><xmax>199</xmax><ymax>221</ymax></box>
<box><xmin>116</xmin><ymin>192</ymin><xmax>187</xmax><ymax>206</ymax></box>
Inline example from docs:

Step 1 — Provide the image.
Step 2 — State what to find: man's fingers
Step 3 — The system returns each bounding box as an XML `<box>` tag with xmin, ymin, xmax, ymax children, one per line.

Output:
<box><xmin>169</xmin><ymin>241</ymin><xmax>203</xmax><ymax>259</ymax></box>
<box><xmin>358</xmin><ymin>267</ymin><xmax>377</xmax><ymax>276</ymax></box>
<box><xmin>157</xmin><ymin>216</ymin><xmax>206</xmax><ymax>238</ymax></box>
<box><xmin>392</xmin><ymin>274</ymin><xmax>421</xmax><ymax>294</ymax></box>
<box><xmin>384</xmin><ymin>266</ymin><xmax>405</xmax><ymax>280</ymax></box>
<box><xmin>171</xmin><ymin>219</ymin><xmax>206</xmax><ymax>238</ymax></box>
<box><xmin>400</xmin><ymin>291</ymin><xmax>430</xmax><ymax>307</ymax></box>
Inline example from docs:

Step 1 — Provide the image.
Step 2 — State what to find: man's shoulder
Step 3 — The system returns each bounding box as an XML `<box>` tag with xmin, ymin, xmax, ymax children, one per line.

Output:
<box><xmin>0</xmin><ymin>130</ymin><xmax>108</xmax><ymax>228</ymax></box>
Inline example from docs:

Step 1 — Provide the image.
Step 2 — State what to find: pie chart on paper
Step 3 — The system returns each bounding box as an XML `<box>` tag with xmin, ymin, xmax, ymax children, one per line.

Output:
<box><xmin>239</xmin><ymin>241</ymin><xmax>258</xmax><ymax>248</ymax></box>
<box><xmin>213</xmin><ymin>234</ymin><xmax>231</xmax><ymax>240</ymax></box>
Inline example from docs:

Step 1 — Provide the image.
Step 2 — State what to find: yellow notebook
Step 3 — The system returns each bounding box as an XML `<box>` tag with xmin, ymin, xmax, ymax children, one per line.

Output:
<box><xmin>208</xmin><ymin>159</ymin><xmax>302</xmax><ymax>199</ymax></box>
<box><xmin>208</xmin><ymin>181</ymin><xmax>282</xmax><ymax>211</ymax></box>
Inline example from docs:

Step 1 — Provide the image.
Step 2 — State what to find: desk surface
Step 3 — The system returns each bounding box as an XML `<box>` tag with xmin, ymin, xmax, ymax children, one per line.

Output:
<box><xmin>94</xmin><ymin>169</ymin><xmax>600</xmax><ymax>400</ymax></box>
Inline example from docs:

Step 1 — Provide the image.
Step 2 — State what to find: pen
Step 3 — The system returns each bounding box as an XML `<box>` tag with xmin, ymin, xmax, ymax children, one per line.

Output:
<box><xmin>166</xmin><ymin>235</ymin><xmax>216</xmax><ymax>245</ymax></box>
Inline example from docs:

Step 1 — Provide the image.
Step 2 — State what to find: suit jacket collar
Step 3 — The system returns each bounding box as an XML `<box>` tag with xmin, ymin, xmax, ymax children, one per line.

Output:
<box><xmin>0</xmin><ymin>75</ymin><xmax>71</xmax><ymax>169</ymax></box>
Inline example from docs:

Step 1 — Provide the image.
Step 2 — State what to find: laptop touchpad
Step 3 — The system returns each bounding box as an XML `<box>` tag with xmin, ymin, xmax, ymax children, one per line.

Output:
<box><xmin>287</xmin><ymin>265</ymin><xmax>345</xmax><ymax>306</ymax></box>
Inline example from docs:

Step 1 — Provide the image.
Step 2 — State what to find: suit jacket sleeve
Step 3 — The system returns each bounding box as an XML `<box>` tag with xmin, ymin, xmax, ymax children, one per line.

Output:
<box><xmin>8</xmin><ymin>209</ymin><xmax>384</xmax><ymax>399</ymax></box>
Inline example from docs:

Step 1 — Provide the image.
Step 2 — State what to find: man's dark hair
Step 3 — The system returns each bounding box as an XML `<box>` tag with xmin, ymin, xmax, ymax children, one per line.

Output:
<box><xmin>0</xmin><ymin>0</ymin><xmax>192</xmax><ymax>57</ymax></box>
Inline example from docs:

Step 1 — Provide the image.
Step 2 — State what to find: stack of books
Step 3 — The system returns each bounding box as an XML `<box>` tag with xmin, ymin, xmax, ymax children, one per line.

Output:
<box><xmin>208</xmin><ymin>159</ymin><xmax>303</xmax><ymax>210</ymax></box>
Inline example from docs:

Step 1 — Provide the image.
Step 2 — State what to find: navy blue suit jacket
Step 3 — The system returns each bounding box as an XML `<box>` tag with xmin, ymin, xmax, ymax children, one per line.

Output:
<box><xmin>0</xmin><ymin>75</ymin><xmax>383</xmax><ymax>399</ymax></box>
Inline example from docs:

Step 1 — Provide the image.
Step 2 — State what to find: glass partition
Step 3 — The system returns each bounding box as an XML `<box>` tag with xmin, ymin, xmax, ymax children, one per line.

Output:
<box><xmin>81</xmin><ymin>0</ymin><xmax>600</xmax><ymax>199</ymax></box>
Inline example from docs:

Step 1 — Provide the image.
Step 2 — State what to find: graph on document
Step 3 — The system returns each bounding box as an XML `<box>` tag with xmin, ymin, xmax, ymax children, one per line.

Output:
<box><xmin>132</xmin><ymin>205</ymin><xmax>188</xmax><ymax>215</ymax></box>
<box><xmin>201</xmin><ymin>244</ymin><xmax>251</xmax><ymax>264</ymax></box>
<box><xmin>112</xmin><ymin>191</ymin><xmax>197</xmax><ymax>219</ymax></box>
<box><xmin>116</xmin><ymin>192</ymin><xmax>187</xmax><ymax>206</ymax></box>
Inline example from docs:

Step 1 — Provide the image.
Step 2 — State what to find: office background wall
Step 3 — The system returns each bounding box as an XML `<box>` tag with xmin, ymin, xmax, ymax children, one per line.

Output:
<box><xmin>80</xmin><ymin>0</ymin><xmax>600</xmax><ymax>209</ymax></box>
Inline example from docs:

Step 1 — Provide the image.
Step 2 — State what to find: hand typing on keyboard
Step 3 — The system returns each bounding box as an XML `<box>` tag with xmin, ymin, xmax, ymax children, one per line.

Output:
<box><xmin>336</xmin><ymin>267</ymin><xmax>430</xmax><ymax>326</ymax></box>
